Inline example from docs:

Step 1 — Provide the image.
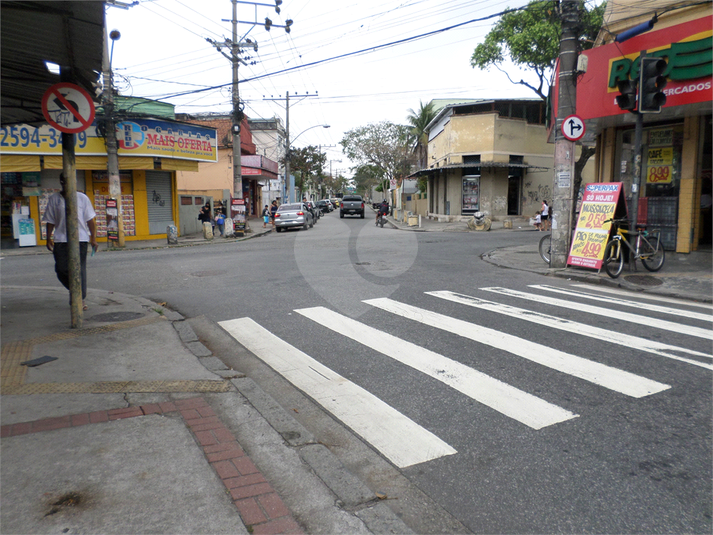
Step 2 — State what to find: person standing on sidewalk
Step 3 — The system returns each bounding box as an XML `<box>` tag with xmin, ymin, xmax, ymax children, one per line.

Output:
<box><xmin>541</xmin><ymin>200</ymin><xmax>550</xmax><ymax>231</ymax></box>
<box><xmin>42</xmin><ymin>173</ymin><xmax>98</xmax><ymax>310</ymax></box>
<box><xmin>270</xmin><ymin>200</ymin><xmax>278</xmax><ymax>228</ymax></box>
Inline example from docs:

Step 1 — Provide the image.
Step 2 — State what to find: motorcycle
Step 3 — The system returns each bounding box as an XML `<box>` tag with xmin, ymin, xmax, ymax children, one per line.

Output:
<box><xmin>468</xmin><ymin>211</ymin><xmax>492</xmax><ymax>231</ymax></box>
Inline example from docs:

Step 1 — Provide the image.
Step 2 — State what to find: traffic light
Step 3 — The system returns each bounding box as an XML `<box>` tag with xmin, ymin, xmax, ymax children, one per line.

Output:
<box><xmin>275</xmin><ymin>0</ymin><xmax>282</xmax><ymax>13</ymax></box>
<box><xmin>616</xmin><ymin>79</ymin><xmax>638</xmax><ymax>112</ymax></box>
<box><xmin>264</xmin><ymin>17</ymin><xmax>272</xmax><ymax>31</ymax></box>
<box><xmin>285</xmin><ymin>19</ymin><xmax>292</xmax><ymax>34</ymax></box>
<box><xmin>639</xmin><ymin>57</ymin><xmax>668</xmax><ymax>113</ymax></box>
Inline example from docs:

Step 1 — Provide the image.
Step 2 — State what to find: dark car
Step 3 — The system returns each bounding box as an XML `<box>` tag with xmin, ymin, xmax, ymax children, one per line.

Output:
<box><xmin>317</xmin><ymin>200</ymin><xmax>332</xmax><ymax>213</ymax></box>
<box><xmin>305</xmin><ymin>200</ymin><xmax>321</xmax><ymax>221</ymax></box>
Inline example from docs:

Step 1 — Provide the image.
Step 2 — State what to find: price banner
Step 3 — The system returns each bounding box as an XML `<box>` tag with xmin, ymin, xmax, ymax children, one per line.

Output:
<box><xmin>646</xmin><ymin>147</ymin><xmax>673</xmax><ymax>184</ymax></box>
<box><xmin>567</xmin><ymin>182</ymin><xmax>623</xmax><ymax>269</ymax></box>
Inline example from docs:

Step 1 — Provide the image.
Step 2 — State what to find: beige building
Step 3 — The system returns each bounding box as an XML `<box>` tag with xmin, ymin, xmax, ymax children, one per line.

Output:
<box><xmin>414</xmin><ymin>99</ymin><xmax>559</xmax><ymax>221</ymax></box>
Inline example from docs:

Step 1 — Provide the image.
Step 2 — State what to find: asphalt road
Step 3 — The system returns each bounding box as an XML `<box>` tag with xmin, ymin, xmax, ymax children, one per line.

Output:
<box><xmin>3</xmin><ymin>211</ymin><xmax>711</xmax><ymax>534</ymax></box>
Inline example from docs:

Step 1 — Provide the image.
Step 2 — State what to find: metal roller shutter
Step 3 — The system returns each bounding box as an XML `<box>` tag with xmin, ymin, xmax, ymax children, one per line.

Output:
<box><xmin>145</xmin><ymin>171</ymin><xmax>174</xmax><ymax>234</ymax></box>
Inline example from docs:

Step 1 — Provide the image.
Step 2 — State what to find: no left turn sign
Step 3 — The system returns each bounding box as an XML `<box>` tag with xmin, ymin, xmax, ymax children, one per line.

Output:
<box><xmin>41</xmin><ymin>82</ymin><xmax>96</xmax><ymax>134</ymax></box>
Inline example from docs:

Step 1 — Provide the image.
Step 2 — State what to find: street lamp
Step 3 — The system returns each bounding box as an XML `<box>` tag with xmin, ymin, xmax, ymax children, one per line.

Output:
<box><xmin>285</xmin><ymin>124</ymin><xmax>329</xmax><ymax>202</ymax></box>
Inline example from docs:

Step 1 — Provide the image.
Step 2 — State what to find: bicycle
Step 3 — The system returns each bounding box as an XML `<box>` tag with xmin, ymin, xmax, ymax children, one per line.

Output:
<box><xmin>539</xmin><ymin>233</ymin><xmax>552</xmax><ymax>264</ymax></box>
<box><xmin>601</xmin><ymin>218</ymin><xmax>665</xmax><ymax>278</ymax></box>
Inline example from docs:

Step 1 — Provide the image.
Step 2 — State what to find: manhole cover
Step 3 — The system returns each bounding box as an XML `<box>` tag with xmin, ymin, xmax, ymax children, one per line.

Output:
<box><xmin>191</xmin><ymin>270</ymin><xmax>227</xmax><ymax>277</ymax></box>
<box><xmin>89</xmin><ymin>312</ymin><xmax>146</xmax><ymax>322</ymax></box>
<box><xmin>624</xmin><ymin>275</ymin><xmax>663</xmax><ymax>286</ymax></box>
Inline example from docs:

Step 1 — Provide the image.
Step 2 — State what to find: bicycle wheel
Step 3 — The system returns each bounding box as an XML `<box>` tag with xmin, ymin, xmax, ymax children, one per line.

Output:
<box><xmin>641</xmin><ymin>235</ymin><xmax>665</xmax><ymax>272</ymax></box>
<box><xmin>538</xmin><ymin>234</ymin><xmax>551</xmax><ymax>264</ymax></box>
<box><xmin>603</xmin><ymin>239</ymin><xmax>624</xmax><ymax>278</ymax></box>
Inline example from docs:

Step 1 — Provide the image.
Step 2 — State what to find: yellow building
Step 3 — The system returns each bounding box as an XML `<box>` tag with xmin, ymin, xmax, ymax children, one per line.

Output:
<box><xmin>576</xmin><ymin>0</ymin><xmax>712</xmax><ymax>252</ymax></box>
<box><xmin>415</xmin><ymin>99</ymin><xmax>560</xmax><ymax>221</ymax></box>
<box><xmin>0</xmin><ymin>116</ymin><xmax>217</xmax><ymax>247</ymax></box>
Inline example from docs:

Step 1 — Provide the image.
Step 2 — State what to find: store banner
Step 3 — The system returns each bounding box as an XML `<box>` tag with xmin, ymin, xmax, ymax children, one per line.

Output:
<box><xmin>567</xmin><ymin>182</ymin><xmax>626</xmax><ymax>269</ymax></box>
<box><xmin>0</xmin><ymin>120</ymin><xmax>217</xmax><ymax>162</ymax></box>
<box><xmin>572</xmin><ymin>16</ymin><xmax>712</xmax><ymax>120</ymax></box>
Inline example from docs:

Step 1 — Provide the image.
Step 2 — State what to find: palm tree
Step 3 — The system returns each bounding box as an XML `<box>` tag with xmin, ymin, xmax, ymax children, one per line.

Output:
<box><xmin>406</xmin><ymin>100</ymin><xmax>437</xmax><ymax>169</ymax></box>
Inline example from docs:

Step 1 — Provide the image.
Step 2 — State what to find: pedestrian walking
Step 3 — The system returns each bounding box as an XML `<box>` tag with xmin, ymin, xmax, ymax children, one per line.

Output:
<box><xmin>261</xmin><ymin>205</ymin><xmax>270</xmax><ymax>228</ymax></box>
<box><xmin>42</xmin><ymin>173</ymin><xmax>98</xmax><ymax>310</ymax></box>
<box><xmin>541</xmin><ymin>200</ymin><xmax>550</xmax><ymax>231</ymax></box>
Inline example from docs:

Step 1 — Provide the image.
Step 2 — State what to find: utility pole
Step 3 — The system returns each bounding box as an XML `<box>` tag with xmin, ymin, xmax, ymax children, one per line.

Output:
<box><xmin>264</xmin><ymin>92</ymin><xmax>318</xmax><ymax>203</ymax></box>
<box><xmin>550</xmin><ymin>0</ymin><xmax>580</xmax><ymax>268</ymax></box>
<box><xmin>231</xmin><ymin>0</ymin><xmax>243</xmax><ymax>226</ymax></box>
<box><xmin>103</xmin><ymin>28</ymin><xmax>124</xmax><ymax>247</ymax></box>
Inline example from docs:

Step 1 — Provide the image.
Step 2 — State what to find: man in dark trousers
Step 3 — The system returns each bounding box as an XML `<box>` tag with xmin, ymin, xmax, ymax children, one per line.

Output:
<box><xmin>42</xmin><ymin>173</ymin><xmax>98</xmax><ymax>310</ymax></box>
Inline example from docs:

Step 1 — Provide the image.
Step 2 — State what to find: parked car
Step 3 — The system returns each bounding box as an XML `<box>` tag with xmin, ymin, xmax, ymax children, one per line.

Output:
<box><xmin>305</xmin><ymin>200</ymin><xmax>320</xmax><ymax>221</ymax></box>
<box><xmin>274</xmin><ymin>203</ymin><xmax>314</xmax><ymax>232</ymax></box>
<box><xmin>330</xmin><ymin>198</ymin><xmax>340</xmax><ymax>208</ymax></box>
<box><xmin>317</xmin><ymin>200</ymin><xmax>332</xmax><ymax>213</ymax></box>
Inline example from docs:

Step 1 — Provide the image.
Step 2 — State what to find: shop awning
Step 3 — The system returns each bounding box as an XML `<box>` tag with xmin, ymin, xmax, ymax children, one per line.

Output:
<box><xmin>0</xmin><ymin>154</ymin><xmax>41</xmax><ymax>172</ymax></box>
<box><xmin>408</xmin><ymin>161</ymin><xmax>550</xmax><ymax>178</ymax></box>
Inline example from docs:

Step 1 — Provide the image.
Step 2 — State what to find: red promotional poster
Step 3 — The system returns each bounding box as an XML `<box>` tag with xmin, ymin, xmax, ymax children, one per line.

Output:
<box><xmin>567</xmin><ymin>183</ymin><xmax>625</xmax><ymax>269</ymax></box>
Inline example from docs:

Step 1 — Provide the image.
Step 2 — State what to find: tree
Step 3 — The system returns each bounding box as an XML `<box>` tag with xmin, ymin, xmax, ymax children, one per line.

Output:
<box><xmin>281</xmin><ymin>145</ymin><xmax>326</xmax><ymax>194</ymax></box>
<box><xmin>352</xmin><ymin>164</ymin><xmax>385</xmax><ymax>198</ymax></box>
<box><xmin>340</xmin><ymin>121</ymin><xmax>415</xmax><ymax>194</ymax></box>
<box><xmin>471</xmin><ymin>0</ymin><xmax>605</xmax><ymax>222</ymax></box>
<box><xmin>406</xmin><ymin>100</ymin><xmax>437</xmax><ymax>169</ymax></box>
<box><xmin>470</xmin><ymin>0</ymin><xmax>605</xmax><ymax>101</ymax></box>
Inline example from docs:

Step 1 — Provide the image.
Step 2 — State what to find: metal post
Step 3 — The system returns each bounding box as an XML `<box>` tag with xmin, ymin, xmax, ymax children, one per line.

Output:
<box><xmin>550</xmin><ymin>0</ymin><xmax>579</xmax><ymax>268</ymax></box>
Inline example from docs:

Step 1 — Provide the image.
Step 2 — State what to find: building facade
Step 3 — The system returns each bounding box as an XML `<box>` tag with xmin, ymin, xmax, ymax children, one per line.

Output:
<box><xmin>575</xmin><ymin>0</ymin><xmax>712</xmax><ymax>252</ymax></box>
<box><xmin>1</xmin><ymin>112</ymin><xmax>217</xmax><ymax>247</ymax></box>
<box><xmin>249</xmin><ymin>117</ymin><xmax>286</xmax><ymax>205</ymax></box>
<box><xmin>416</xmin><ymin>99</ymin><xmax>564</xmax><ymax>221</ymax></box>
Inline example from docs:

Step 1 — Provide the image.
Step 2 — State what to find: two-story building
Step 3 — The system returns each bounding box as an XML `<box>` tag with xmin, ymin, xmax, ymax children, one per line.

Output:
<box><xmin>413</xmin><ymin>99</ymin><xmax>560</xmax><ymax>221</ymax></box>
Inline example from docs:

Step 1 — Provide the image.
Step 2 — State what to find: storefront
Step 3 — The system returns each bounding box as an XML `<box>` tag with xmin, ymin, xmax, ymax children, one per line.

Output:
<box><xmin>575</xmin><ymin>13</ymin><xmax>712</xmax><ymax>252</ymax></box>
<box><xmin>1</xmin><ymin>118</ymin><xmax>217</xmax><ymax>247</ymax></box>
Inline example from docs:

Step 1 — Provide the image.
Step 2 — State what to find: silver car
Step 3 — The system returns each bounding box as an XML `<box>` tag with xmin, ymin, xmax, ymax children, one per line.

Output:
<box><xmin>274</xmin><ymin>203</ymin><xmax>314</xmax><ymax>232</ymax></box>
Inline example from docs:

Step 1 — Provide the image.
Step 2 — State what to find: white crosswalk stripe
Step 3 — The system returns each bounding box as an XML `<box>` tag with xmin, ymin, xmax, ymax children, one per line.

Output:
<box><xmin>530</xmin><ymin>284</ymin><xmax>713</xmax><ymax>322</ymax></box>
<box><xmin>218</xmin><ymin>284</ymin><xmax>707</xmax><ymax>467</ymax></box>
<box><xmin>218</xmin><ymin>317</ymin><xmax>457</xmax><ymax>468</ymax></box>
<box><xmin>481</xmin><ymin>287</ymin><xmax>713</xmax><ymax>341</ymax></box>
<box><xmin>295</xmin><ymin>306</ymin><xmax>578</xmax><ymax>429</ymax></box>
<box><xmin>426</xmin><ymin>290</ymin><xmax>713</xmax><ymax>371</ymax></box>
<box><xmin>571</xmin><ymin>283</ymin><xmax>713</xmax><ymax>310</ymax></box>
<box><xmin>363</xmin><ymin>298</ymin><xmax>670</xmax><ymax>398</ymax></box>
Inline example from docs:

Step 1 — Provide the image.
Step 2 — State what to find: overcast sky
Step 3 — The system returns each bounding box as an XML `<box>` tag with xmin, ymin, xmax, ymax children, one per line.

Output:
<box><xmin>107</xmin><ymin>0</ymin><xmax>548</xmax><ymax>176</ymax></box>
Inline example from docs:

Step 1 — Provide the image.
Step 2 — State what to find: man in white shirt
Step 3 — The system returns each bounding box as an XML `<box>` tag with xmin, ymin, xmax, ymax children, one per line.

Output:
<box><xmin>42</xmin><ymin>173</ymin><xmax>98</xmax><ymax>310</ymax></box>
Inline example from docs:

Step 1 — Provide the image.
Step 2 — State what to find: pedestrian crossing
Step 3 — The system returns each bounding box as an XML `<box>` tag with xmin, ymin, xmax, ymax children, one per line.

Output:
<box><xmin>218</xmin><ymin>285</ymin><xmax>712</xmax><ymax>469</ymax></box>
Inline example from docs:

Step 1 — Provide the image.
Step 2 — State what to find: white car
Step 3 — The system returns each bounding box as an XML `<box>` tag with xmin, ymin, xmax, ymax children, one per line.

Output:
<box><xmin>274</xmin><ymin>203</ymin><xmax>314</xmax><ymax>232</ymax></box>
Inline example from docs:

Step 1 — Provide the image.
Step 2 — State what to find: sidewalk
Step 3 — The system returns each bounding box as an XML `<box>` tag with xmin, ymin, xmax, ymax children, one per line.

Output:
<box><xmin>1</xmin><ymin>213</ymin><xmax>710</xmax><ymax>534</ymax></box>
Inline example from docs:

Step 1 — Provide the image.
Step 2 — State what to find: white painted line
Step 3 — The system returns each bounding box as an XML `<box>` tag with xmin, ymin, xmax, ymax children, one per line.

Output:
<box><xmin>531</xmin><ymin>284</ymin><xmax>713</xmax><ymax>322</ymax></box>
<box><xmin>296</xmin><ymin>306</ymin><xmax>577</xmax><ymax>430</ymax></box>
<box><xmin>364</xmin><ymin>298</ymin><xmax>670</xmax><ymax>399</ymax></box>
<box><xmin>218</xmin><ymin>317</ymin><xmax>456</xmax><ymax>468</ymax></box>
<box><xmin>481</xmin><ymin>287</ymin><xmax>713</xmax><ymax>341</ymax></box>
<box><xmin>571</xmin><ymin>283</ymin><xmax>713</xmax><ymax>310</ymax></box>
<box><xmin>427</xmin><ymin>291</ymin><xmax>713</xmax><ymax>371</ymax></box>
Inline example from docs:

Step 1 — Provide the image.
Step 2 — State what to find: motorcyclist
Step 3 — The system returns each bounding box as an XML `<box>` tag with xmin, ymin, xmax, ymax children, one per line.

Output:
<box><xmin>376</xmin><ymin>199</ymin><xmax>389</xmax><ymax>223</ymax></box>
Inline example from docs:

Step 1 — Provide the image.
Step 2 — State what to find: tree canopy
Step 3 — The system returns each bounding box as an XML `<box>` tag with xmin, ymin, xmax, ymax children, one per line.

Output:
<box><xmin>340</xmin><ymin>121</ymin><xmax>415</xmax><ymax>189</ymax></box>
<box><xmin>470</xmin><ymin>0</ymin><xmax>606</xmax><ymax>101</ymax></box>
<box><xmin>282</xmin><ymin>145</ymin><xmax>326</xmax><ymax>193</ymax></box>
<box><xmin>406</xmin><ymin>100</ymin><xmax>437</xmax><ymax>169</ymax></box>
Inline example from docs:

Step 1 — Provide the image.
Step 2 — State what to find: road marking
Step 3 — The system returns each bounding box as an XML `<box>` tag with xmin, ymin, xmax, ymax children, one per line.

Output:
<box><xmin>481</xmin><ymin>287</ymin><xmax>713</xmax><ymax>341</ymax></box>
<box><xmin>295</xmin><ymin>307</ymin><xmax>577</xmax><ymax>430</ymax></box>
<box><xmin>571</xmin><ymin>283</ymin><xmax>713</xmax><ymax>310</ymax></box>
<box><xmin>218</xmin><ymin>317</ymin><xmax>456</xmax><ymax>468</ymax></box>
<box><xmin>427</xmin><ymin>291</ymin><xmax>713</xmax><ymax>371</ymax></box>
<box><xmin>531</xmin><ymin>284</ymin><xmax>712</xmax><ymax>322</ymax></box>
<box><xmin>364</xmin><ymin>298</ymin><xmax>670</xmax><ymax>398</ymax></box>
